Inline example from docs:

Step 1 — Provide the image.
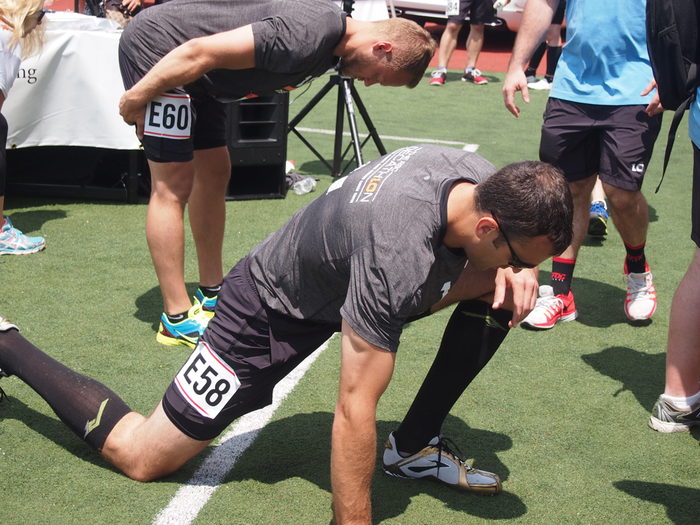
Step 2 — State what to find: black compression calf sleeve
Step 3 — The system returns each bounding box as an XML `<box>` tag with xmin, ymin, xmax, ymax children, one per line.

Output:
<box><xmin>0</xmin><ymin>329</ymin><xmax>132</xmax><ymax>451</ymax></box>
<box><xmin>393</xmin><ymin>300</ymin><xmax>511</xmax><ymax>455</ymax></box>
<box><xmin>546</xmin><ymin>45</ymin><xmax>562</xmax><ymax>78</ymax></box>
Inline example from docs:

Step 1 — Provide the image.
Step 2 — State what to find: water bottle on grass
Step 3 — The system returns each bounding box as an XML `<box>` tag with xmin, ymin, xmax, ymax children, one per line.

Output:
<box><xmin>293</xmin><ymin>177</ymin><xmax>317</xmax><ymax>195</ymax></box>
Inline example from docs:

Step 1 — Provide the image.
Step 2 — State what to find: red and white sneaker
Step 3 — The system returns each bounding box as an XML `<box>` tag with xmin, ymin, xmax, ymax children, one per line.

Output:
<box><xmin>521</xmin><ymin>285</ymin><xmax>578</xmax><ymax>330</ymax></box>
<box><xmin>429</xmin><ymin>70</ymin><xmax>446</xmax><ymax>86</ymax></box>
<box><xmin>624</xmin><ymin>262</ymin><xmax>657</xmax><ymax>320</ymax></box>
<box><xmin>462</xmin><ymin>68</ymin><xmax>488</xmax><ymax>85</ymax></box>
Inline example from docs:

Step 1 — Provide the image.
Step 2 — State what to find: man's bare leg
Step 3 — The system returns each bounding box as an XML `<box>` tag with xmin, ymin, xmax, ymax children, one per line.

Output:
<box><xmin>146</xmin><ymin>160</ymin><xmax>196</xmax><ymax>316</ymax></box>
<box><xmin>188</xmin><ymin>146</ymin><xmax>230</xmax><ymax>289</ymax></box>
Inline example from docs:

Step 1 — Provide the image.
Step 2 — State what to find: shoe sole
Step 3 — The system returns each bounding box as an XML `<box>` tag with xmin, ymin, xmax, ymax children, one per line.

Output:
<box><xmin>522</xmin><ymin>310</ymin><xmax>578</xmax><ymax>330</ymax></box>
<box><xmin>649</xmin><ymin>416</ymin><xmax>699</xmax><ymax>433</ymax></box>
<box><xmin>382</xmin><ymin>467</ymin><xmax>501</xmax><ymax>495</ymax></box>
<box><xmin>461</xmin><ymin>79</ymin><xmax>488</xmax><ymax>85</ymax></box>
<box><xmin>0</xmin><ymin>245</ymin><xmax>46</xmax><ymax>255</ymax></box>
<box><xmin>156</xmin><ymin>331</ymin><xmax>198</xmax><ymax>349</ymax></box>
<box><xmin>588</xmin><ymin>217</ymin><xmax>608</xmax><ymax>236</ymax></box>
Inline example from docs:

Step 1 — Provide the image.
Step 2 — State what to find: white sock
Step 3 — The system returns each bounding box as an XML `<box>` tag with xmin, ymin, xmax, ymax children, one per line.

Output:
<box><xmin>661</xmin><ymin>390</ymin><xmax>700</xmax><ymax>409</ymax></box>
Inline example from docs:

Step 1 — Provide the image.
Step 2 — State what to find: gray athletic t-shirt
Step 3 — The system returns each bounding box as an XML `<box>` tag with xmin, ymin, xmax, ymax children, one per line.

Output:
<box><xmin>119</xmin><ymin>0</ymin><xmax>346</xmax><ymax>100</ymax></box>
<box><xmin>248</xmin><ymin>145</ymin><xmax>497</xmax><ymax>352</ymax></box>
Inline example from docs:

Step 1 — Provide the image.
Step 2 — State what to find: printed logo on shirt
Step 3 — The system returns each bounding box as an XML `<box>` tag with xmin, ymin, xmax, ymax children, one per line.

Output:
<box><xmin>349</xmin><ymin>146</ymin><xmax>422</xmax><ymax>203</ymax></box>
<box><xmin>631</xmin><ymin>163</ymin><xmax>645</xmax><ymax>173</ymax></box>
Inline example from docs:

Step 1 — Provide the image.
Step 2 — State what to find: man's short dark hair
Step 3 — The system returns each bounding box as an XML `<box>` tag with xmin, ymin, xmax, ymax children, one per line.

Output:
<box><xmin>474</xmin><ymin>161</ymin><xmax>574</xmax><ymax>256</ymax></box>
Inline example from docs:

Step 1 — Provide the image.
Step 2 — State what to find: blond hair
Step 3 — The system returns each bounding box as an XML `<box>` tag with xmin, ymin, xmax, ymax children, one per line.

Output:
<box><xmin>0</xmin><ymin>0</ymin><xmax>46</xmax><ymax>59</ymax></box>
<box><xmin>372</xmin><ymin>18</ymin><xmax>436</xmax><ymax>88</ymax></box>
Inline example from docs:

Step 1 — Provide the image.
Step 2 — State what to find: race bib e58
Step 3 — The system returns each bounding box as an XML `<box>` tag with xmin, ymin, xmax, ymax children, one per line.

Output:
<box><xmin>174</xmin><ymin>341</ymin><xmax>241</xmax><ymax>419</ymax></box>
<box><xmin>144</xmin><ymin>93</ymin><xmax>192</xmax><ymax>139</ymax></box>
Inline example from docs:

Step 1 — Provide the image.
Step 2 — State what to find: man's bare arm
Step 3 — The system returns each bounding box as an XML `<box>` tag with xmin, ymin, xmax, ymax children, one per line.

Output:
<box><xmin>503</xmin><ymin>0</ymin><xmax>559</xmax><ymax>117</ymax></box>
<box><xmin>331</xmin><ymin>320</ymin><xmax>395</xmax><ymax>524</ymax></box>
<box><xmin>119</xmin><ymin>25</ymin><xmax>256</xmax><ymax>135</ymax></box>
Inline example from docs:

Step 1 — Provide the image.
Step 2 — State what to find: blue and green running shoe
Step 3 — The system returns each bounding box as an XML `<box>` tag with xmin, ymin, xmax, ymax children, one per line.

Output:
<box><xmin>588</xmin><ymin>200</ymin><xmax>608</xmax><ymax>237</ymax></box>
<box><xmin>0</xmin><ymin>217</ymin><xmax>46</xmax><ymax>255</ymax></box>
<box><xmin>195</xmin><ymin>288</ymin><xmax>218</xmax><ymax>320</ymax></box>
<box><xmin>156</xmin><ymin>302</ymin><xmax>209</xmax><ymax>348</ymax></box>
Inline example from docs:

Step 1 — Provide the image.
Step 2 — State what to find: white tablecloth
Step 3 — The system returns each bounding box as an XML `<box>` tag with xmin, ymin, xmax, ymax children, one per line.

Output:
<box><xmin>4</xmin><ymin>12</ymin><xmax>140</xmax><ymax>150</ymax></box>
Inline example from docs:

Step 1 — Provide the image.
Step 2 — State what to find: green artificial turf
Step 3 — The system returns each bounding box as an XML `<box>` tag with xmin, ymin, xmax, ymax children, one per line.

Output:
<box><xmin>1</xmin><ymin>69</ymin><xmax>698</xmax><ymax>524</ymax></box>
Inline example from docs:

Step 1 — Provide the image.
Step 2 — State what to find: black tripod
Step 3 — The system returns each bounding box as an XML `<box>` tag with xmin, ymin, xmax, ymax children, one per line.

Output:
<box><xmin>286</xmin><ymin>0</ymin><xmax>386</xmax><ymax>178</ymax></box>
<box><xmin>287</xmin><ymin>74</ymin><xmax>386</xmax><ymax>178</ymax></box>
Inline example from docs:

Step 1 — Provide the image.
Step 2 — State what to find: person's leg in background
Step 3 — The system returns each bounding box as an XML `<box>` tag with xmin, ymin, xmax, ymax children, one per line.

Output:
<box><xmin>649</xmin><ymin>144</ymin><xmax>700</xmax><ymax>432</ymax></box>
<box><xmin>429</xmin><ymin>18</ymin><xmax>464</xmax><ymax>86</ymax></box>
<box><xmin>0</xmin><ymin>111</ymin><xmax>45</xmax><ymax>256</ymax></box>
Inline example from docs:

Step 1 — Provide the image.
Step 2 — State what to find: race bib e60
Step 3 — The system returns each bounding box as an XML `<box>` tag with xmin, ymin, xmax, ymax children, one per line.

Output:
<box><xmin>144</xmin><ymin>93</ymin><xmax>192</xmax><ymax>139</ymax></box>
<box><xmin>174</xmin><ymin>341</ymin><xmax>241</xmax><ymax>419</ymax></box>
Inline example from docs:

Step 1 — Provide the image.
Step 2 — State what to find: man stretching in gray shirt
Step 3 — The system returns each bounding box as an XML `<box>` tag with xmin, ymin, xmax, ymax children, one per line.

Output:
<box><xmin>0</xmin><ymin>145</ymin><xmax>573</xmax><ymax>524</ymax></box>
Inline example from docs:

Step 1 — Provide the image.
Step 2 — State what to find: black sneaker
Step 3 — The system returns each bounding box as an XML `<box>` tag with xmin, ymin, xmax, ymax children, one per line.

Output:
<box><xmin>649</xmin><ymin>395</ymin><xmax>700</xmax><ymax>433</ymax></box>
<box><xmin>382</xmin><ymin>432</ymin><xmax>502</xmax><ymax>494</ymax></box>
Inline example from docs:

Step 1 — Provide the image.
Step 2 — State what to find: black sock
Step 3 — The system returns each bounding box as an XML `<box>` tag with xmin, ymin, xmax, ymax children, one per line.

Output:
<box><xmin>624</xmin><ymin>241</ymin><xmax>647</xmax><ymax>274</ymax></box>
<box><xmin>166</xmin><ymin>311</ymin><xmax>188</xmax><ymax>323</ymax></box>
<box><xmin>546</xmin><ymin>45</ymin><xmax>562</xmax><ymax>78</ymax></box>
<box><xmin>0</xmin><ymin>329</ymin><xmax>132</xmax><ymax>451</ymax></box>
<box><xmin>527</xmin><ymin>42</ymin><xmax>547</xmax><ymax>73</ymax></box>
<box><xmin>199</xmin><ymin>284</ymin><xmax>222</xmax><ymax>298</ymax></box>
<box><xmin>551</xmin><ymin>257</ymin><xmax>575</xmax><ymax>296</ymax></box>
<box><xmin>392</xmin><ymin>300</ymin><xmax>511</xmax><ymax>455</ymax></box>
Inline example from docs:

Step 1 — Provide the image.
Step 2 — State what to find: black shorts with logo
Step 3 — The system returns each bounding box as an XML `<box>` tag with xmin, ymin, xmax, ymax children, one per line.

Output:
<box><xmin>447</xmin><ymin>0</ymin><xmax>497</xmax><ymax>25</ymax></box>
<box><xmin>118</xmin><ymin>48</ymin><xmax>228</xmax><ymax>163</ymax></box>
<box><xmin>539</xmin><ymin>98</ymin><xmax>662</xmax><ymax>191</ymax></box>
<box><xmin>162</xmin><ymin>257</ymin><xmax>339</xmax><ymax>441</ymax></box>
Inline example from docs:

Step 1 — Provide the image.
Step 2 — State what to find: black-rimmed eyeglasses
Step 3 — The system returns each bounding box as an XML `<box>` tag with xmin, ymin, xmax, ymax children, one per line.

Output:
<box><xmin>491</xmin><ymin>213</ymin><xmax>537</xmax><ymax>269</ymax></box>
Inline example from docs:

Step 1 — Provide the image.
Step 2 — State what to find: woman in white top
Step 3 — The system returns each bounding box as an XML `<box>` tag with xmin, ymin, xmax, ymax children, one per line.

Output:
<box><xmin>0</xmin><ymin>0</ymin><xmax>46</xmax><ymax>255</ymax></box>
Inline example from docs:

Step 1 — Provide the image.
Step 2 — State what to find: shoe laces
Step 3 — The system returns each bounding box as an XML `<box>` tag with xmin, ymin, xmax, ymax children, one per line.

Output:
<box><xmin>431</xmin><ymin>70</ymin><xmax>445</xmax><ymax>78</ymax></box>
<box><xmin>590</xmin><ymin>201</ymin><xmax>608</xmax><ymax>217</ymax></box>
<box><xmin>627</xmin><ymin>272</ymin><xmax>654</xmax><ymax>298</ymax></box>
<box><xmin>435</xmin><ymin>436</ymin><xmax>472</xmax><ymax>473</ymax></box>
<box><xmin>468</xmin><ymin>68</ymin><xmax>483</xmax><ymax>78</ymax></box>
<box><xmin>535</xmin><ymin>293</ymin><xmax>563</xmax><ymax>311</ymax></box>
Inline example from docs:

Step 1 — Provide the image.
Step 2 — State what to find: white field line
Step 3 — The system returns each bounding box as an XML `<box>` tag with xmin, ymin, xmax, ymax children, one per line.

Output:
<box><xmin>151</xmin><ymin>337</ymin><xmax>333</xmax><ymax>525</ymax></box>
<box><xmin>293</xmin><ymin>126</ymin><xmax>479</xmax><ymax>152</ymax></box>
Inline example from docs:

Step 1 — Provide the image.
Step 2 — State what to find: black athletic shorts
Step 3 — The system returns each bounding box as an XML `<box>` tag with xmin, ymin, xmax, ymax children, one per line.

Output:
<box><xmin>118</xmin><ymin>48</ymin><xmax>228</xmax><ymax>163</ymax></box>
<box><xmin>540</xmin><ymin>98</ymin><xmax>662</xmax><ymax>191</ymax></box>
<box><xmin>447</xmin><ymin>0</ymin><xmax>497</xmax><ymax>25</ymax></box>
<box><xmin>693</xmin><ymin>144</ymin><xmax>700</xmax><ymax>248</ymax></box>
<box><xmin>162</xmin><ymin>257</ymin><xmax>339</xmax><ymax>441</ymax></box>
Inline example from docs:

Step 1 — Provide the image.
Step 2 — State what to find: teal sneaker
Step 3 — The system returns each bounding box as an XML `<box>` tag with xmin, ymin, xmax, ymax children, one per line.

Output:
<box><xmin>156</xmin><ymin>302</ymin><xmax>209</xmax><ymax>349</ymax></box>
<box><xmin>195</xmin><ymin>288</ymin><xmax>217</xmax><ymax>320</ymax></box>
<box><xmin>0</xmin><ymin>217</ymin><xmax>46</xmax><ymax>255</ymax></box>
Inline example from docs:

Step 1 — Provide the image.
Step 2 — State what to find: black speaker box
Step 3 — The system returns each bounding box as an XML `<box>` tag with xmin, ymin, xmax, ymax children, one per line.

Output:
<box><xmin>226</xmin><ymin>93</ymin><xmax>289</xmax><ymax>200</ymax></box>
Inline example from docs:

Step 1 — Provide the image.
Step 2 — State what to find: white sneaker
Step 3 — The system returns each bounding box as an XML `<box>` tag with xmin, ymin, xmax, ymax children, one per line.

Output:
<box><xmin>624</xmin><ymin>263</ymin><xmax>657</xmax><ymax>320</ymax></box>
<box><xmin>528</xmin><ymin>78</ymin><xmax>552</xmax><ymax>90</ymax></box>
<box><xmin>521</xmin><ymin>285</ymin><xmax>577</xmax><ymax>329</ymax></box>
<box><xmin>382</xmin><ymin>432</ymin><xmax>501</xmax><ymax>494</ymax></box>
